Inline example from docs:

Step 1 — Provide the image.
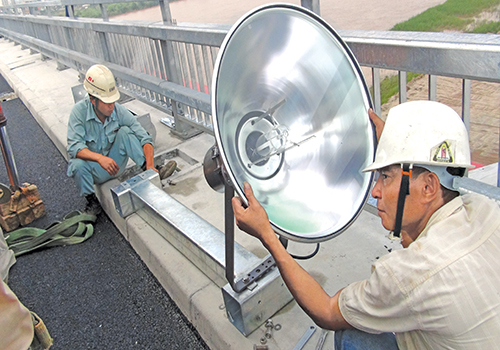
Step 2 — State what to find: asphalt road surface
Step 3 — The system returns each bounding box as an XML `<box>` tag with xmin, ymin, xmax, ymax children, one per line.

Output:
<box><xmin>0</xmin><ymin>74</ymin><xmax>209</xmax><ymax>350</ymax></box>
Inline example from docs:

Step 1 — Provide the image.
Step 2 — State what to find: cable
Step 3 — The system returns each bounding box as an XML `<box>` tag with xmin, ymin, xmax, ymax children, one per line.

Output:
<box><xmin>290</xmin><ymin>243</ymin><xmax>320</xmax><ymax>260</ymax></box>
<box><xmin>279</xmin><ymin>236</ymin><xmax>321</xmax><ymax>260</ymax></box>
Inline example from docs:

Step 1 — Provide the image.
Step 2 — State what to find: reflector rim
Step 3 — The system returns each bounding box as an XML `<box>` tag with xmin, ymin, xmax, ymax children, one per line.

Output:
<box><xmin>211</xmin><ymin>3</ymin><xmax>376</xmax><ymax>243</ymax></box>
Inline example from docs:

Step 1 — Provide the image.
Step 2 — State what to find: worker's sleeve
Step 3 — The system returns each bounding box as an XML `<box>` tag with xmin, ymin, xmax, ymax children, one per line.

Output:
<box><xmin>115</xmin><ymin>104</ymin><xmax>154</xmax><ymax>148</ymax></box>
<box><xmin>0</xmin><ymin>282</ymin><xmax>34</xmax><ymax>350</ymax></box>
<box><xmin>67</xmin><ymin>101</ymin><xmax>90</xmax><ymax>159</ymax></box>
<box><xmin>338</xmin><ymin>261</ymin><xmax>419</xmax><ymax>334</ymax></box>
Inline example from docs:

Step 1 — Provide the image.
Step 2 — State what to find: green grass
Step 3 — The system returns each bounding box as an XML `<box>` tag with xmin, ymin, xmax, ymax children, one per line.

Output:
<box><xmin>391</xmin><ymin>0</ymin><xmax>500</xmax><ymax>32</ymax></box>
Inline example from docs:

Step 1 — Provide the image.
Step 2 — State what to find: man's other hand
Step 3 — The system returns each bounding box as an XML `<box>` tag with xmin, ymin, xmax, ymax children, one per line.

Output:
<box><xmin>98</xmin><ymin>155</ymin><xmax>119</xmax><ymax>176</ymax></box>
<box><xmin>369</xmin><ymin>108</ymin><xmax>385</xmax><ymax>142</ymax></box>
<box><xmin>147</xmin><ymin>164</ymin><xmax>159</xmax><ymax>173</ymax></box>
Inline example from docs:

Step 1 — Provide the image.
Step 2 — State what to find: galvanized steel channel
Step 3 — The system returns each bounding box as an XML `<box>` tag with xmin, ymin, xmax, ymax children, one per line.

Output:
<box><xmin>111</xmin><ymin>169</ymin><xmax>293</xmax><ymax>335</ymax></box>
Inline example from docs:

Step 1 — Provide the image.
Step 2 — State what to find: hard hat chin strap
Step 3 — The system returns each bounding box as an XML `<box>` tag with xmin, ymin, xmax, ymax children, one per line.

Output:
<box><xmin>393</xmin><ymin>163</ymin><xmax>412</xmax><ymax>238</ymax></box>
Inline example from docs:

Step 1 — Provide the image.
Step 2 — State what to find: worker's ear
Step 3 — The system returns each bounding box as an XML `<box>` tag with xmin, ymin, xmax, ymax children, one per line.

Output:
<box><xmin>419</xmin><ymin>172</ymin><xmax>441</xmax><ymax>202</ymax></box>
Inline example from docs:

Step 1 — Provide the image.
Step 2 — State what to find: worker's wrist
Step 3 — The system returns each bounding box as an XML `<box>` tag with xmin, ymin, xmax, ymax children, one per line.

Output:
<box><xmin>261</xmin><ymin>227</ymin><xmax>280</xmax><ymax>251</ymax></box>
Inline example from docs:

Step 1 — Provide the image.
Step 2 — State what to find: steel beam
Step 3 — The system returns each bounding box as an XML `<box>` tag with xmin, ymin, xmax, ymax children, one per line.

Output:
<box><xmin>455</xmin><ymin>176</ymin><xmax>500</xmax><ymax>204</ymax></box>
<box><xmin>111</xmin><ymin>169</ymin><xmax>293</xmax><ymax>335</ymax></box>
<box><xmin>342</xmin><ymin>30</ymin><xmax>500</xmax><ymax>83</ymax></box>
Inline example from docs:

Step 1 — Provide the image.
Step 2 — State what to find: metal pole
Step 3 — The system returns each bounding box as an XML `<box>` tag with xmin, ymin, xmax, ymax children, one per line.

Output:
<box><xmin>498</xmin><ymin>116</ymin><xmax>500</xmax><ymax>187</ymax></box>
<box><xmin>0</xmin><ymin>104</ymin><xmax>20</xmax><ymax>190</ymax></box>
<box><xmin>428</xmin><ymin>75</ymin><xmax>437</xmax><ymax>101</ymax></box>
<box><xmin>300</xmin><ymin>0</ymin><xmax>320</xmax><ymax>15</ymax></box>
<box><xmin>224</xmin><ymin>183</ymin><xmax>236</xmax><ymax>290</ymax></box>
<box><xmin>99</xmin><ymin>31</ymin><xmax>111</xmax><ymax>62</ymax></box>
<box><xmin>462</xmin><ymin>79</ymin><xmax>471</xmax><ymax>178</ymax></box>
<box><xmin>399</xmin><ymin>71</ymin><xmax>407</xmax><ymax>104</ymax></box>
<box><xmin>99</xmin><ymin>4</ymin><xmax>109</xmax><ymax>22</ymax></box>
<box><xmin>65</xmin><ymin>5</ymin><xmax>74</xmax><ymax>18</ymax></box>
<box><xmin>222</xmin><ymin>182</ymin><xmax>278</xmax><ymax>293</ymax></box>
<box><xmin>372</xmin><ymin>68</ymin><xmax>381</xmax><ymax>115</ymax></box>
<box><xmin>158</xmin><ymin>0</ymin><xmax>173</xmax><ymax>25</ymax></box>
<box><xmin>462</xmin><ymin>79</ymin><xmax>471</xmax><ymax>133</ymax></box>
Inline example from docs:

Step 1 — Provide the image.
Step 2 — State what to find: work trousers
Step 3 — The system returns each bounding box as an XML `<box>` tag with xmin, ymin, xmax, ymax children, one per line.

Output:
<box><xmin>67</xmin><ymin>126</ymin><xmax>146</xmax><ymax>197</ymax></box>
<box><xmin>334</xmin><ymin>329</ymin><xmax>399</xmax><ymax>350</ymax></box>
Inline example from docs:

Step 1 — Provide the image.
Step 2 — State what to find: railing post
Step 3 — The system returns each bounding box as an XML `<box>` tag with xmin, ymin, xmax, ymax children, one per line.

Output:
<box><xmin>399</xmin><ymin>71</ymin><xmax>407</xmax><ymax>104</ymax></box>
<box><xmin>300</xmin><ymin>0</ymin><xmax>321</xmax><ymax>15</ymax></box>
<box><xmin>158</xmin><ymin>0</ymin><xmax>173</xmax><ymax>24</ymax></box>
<box><xmin>97</xmin><ymin>4</ymin><xmax>111</xmax><ymax>63</ymax></box>
<box><xmin>65</xmin><ymin>5</ymin><xmax>74</xmax><ymax>19</ymax></box>
<box><xmin>63</xmin><ymin>4</ymin><xmax>75</xmax><ymax>54</ymax></box>
<box><xmin>158</xmin><ymin>0</ymin><xmax>179</xmax><ymax>83</ymax></box>
<box><xmin>100</xmin><ymin>4</ymin><xmax>109</xmax><ymax>22</ymax></box>
<box><xmin>169</xmin><ymin>96</ymin><xmax>202</xmax><ymax>138</ymax></box>
<box><xmin>462</xmin><ymin>78</ymin><xmax>471</xmax><ymax>178</ymax></box>
<box><xmin>372</xmin><ymin>68</ymin><xmax>381</xmax><ymax>115</ymax></box>
<box><xmin>428</xmin><ymin>75</ymin><xmax>437</xmax><ymax>101</ymax></box>
<box><xmin>157</xmin><ymin>0</ymin><xmax>199</xmax><ymax>139</ymax></box>
<box><xmin>58</xmin><ymin>9</ymin><xmax>74</xmax><ymax>71</ymax></box>
<box><xmin>98</xmin><ymin>32</ymin><xmax>111</xmax><ymax>62</ymax></box>
<box><xmin>461</xmin><ymin>79</ymin><xmax>471</xmax><ymax>134</ymax></box>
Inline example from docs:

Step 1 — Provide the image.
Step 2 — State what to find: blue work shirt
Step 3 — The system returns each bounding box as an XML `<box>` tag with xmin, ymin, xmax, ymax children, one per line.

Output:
<box><xmin>67</xmin><ymin>96</ymin><xmax>153</xmax><ymax>159</ymax></box>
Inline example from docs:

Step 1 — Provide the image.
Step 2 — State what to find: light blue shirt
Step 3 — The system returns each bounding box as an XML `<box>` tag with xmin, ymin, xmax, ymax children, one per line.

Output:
<box><xmin>67</xmin><ymin>96</ymin><xmax>153</xmax><ymax>159</ymax></box>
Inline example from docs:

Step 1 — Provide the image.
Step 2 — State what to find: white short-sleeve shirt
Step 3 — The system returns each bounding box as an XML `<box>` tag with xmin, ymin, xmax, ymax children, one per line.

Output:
<box><xmin>339</xmin><ymin>194</ymin><xmax>500</xmax><ymax>350</ymax></box>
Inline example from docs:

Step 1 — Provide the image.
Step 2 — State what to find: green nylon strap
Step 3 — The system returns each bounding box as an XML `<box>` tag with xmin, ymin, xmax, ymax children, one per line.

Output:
<box><xmin>4</xmin><ymin>211</ymin><xmax>97</xmax><ymax>257</ymax></box>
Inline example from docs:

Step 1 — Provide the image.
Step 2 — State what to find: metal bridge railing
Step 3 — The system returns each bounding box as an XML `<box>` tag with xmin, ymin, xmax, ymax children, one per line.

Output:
<box><xmin>0</xmin><ymin>0</ymin><xmax>228</xmax><ymax>137</ymax></box>
<box><xmin>0</xmin><ymin>0</ymin><xmax>499</xmax><ymax>187</ymax></box>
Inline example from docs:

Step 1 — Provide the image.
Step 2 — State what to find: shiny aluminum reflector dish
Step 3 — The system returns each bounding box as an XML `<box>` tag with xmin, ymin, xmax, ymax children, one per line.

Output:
<box><xmin>212</xmin><ymin>4</ymin><xmax>375</xmax><ymax>243</ymax></box>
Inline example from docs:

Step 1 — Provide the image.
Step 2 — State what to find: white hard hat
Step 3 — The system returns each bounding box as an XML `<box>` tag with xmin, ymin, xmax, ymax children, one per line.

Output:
<box><xmin>363</xmin><ymin>101</ymin><xmax>473</xmax><ymax>174</ymax></box>
<box><xmin>83</xmin><ymin>64</ymin><xmax>120</xmax><ymax>104</ymax></box>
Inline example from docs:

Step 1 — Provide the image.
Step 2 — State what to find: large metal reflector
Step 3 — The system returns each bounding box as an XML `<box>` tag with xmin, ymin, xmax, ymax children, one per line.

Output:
<box><xmin>212</xmin><ymin>4</ymin><xmax>375</xmax><ymax>243</ymax></box>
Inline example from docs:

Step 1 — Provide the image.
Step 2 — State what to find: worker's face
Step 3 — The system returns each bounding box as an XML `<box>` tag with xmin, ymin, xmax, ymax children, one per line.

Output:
<box><xmin>371</xmin><ymin>165</ymin><xmax>425</xmax><ymax>242</ymax></box>
<box><xmin>91</xmin><ymin>98</ymin><xmax>115</xmax><ymax>118</ymax></box>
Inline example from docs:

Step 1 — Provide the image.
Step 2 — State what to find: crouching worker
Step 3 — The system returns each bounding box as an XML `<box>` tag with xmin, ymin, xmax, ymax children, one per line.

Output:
<box><xmin>67</xmin><ymin>64</ymin><xmax>155</xmax><ymax>215</ymax></box>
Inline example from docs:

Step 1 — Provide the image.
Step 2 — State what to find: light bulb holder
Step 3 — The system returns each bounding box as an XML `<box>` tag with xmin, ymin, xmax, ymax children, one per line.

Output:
<box><xmin>203</xmin><ymin>144</ymin><xmax>232</xmax><ymax>193</ymax></box>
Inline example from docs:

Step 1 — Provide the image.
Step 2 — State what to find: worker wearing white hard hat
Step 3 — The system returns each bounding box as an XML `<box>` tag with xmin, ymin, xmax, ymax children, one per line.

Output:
<box><xmin>232</xmin><ymin>101</ymin><xmax>500</xmax><ymax>350</ymax></box>
<box><xmin>82</xmin><ymin>64</ymin><xmax>121</xmax><ymax>104</ymax></box>
<box><xmin>67</xmin><ymin>64</ymin><xmax>157</xmax><ymax>215</ymax></box>
<box><xmin>363</xmin><ymin>101</ymin><xmax>474</xmax><ymax>241</ymax></box>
